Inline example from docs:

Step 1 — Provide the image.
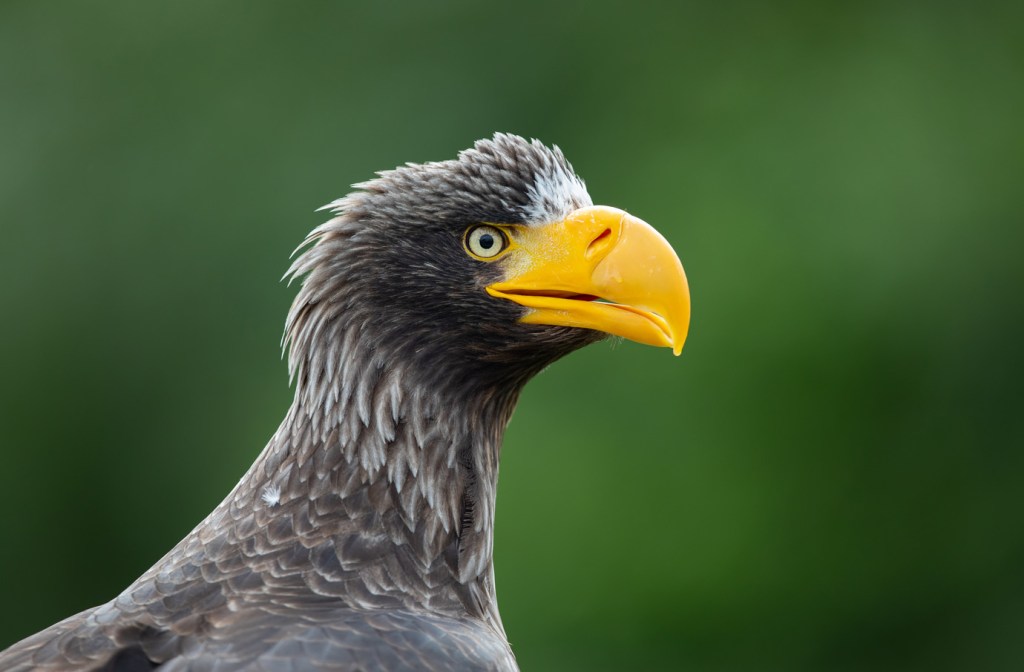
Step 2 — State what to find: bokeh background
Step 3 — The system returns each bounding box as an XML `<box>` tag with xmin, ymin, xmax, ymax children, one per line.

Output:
<box><xmin>1</xmin><ymin>2</ymin><xmax>1022</xmax><ymax>670</ymax></box>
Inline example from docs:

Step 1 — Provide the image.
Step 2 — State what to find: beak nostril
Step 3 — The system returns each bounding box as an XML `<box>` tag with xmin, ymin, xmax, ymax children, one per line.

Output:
<box><xmin>585</xmin><ymin>228</ymin><xmax>613</xmax><ymax>260</ymax></box>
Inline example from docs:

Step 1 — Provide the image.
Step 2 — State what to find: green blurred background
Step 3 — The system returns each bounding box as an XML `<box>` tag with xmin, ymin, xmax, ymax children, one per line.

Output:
<box><xmin>1</xmin><ymin>1</ymin><xmax>1022</xmax><ymax>670</ymax></box>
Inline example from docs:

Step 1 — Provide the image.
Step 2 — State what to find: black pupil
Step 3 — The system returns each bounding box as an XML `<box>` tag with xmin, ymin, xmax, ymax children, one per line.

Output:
<box><xmin>479</xmin><ymin>233</ymin><xmax>495</xmax><ymax>250</ymax></box>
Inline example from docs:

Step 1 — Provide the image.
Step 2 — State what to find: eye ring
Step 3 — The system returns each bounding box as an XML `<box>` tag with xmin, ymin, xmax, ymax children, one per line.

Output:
<box><xmin>464</xmin><ymin>225</ymin><xmax>509</xmax><ymax>260</ymax></box>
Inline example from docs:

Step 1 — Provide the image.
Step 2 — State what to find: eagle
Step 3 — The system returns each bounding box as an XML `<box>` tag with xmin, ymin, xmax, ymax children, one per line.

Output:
<box><xmin>0</xmin><ymin>134</ymin><xmax>690</xmax><ymax>671</ymax></box>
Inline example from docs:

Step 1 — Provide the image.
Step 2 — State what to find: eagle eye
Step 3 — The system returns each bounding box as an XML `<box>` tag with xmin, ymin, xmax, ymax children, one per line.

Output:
<box><xmin>464</xmin><ymin>225</ymin><xmax>509</xmax><ymax>260</ymax></box>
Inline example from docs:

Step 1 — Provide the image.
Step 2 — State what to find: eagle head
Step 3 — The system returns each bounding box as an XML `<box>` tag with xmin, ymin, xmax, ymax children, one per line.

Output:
<box><xmin>285</xmin><ymin>133</ymin><xmax>690</xmax><ymax>396</ymax></box>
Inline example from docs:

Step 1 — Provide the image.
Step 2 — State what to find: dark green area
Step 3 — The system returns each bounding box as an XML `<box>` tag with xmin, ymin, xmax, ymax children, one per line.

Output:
<box><xmin>1</xmin><ymin>2</ymin><xmax>1022</xmax><ymax>670</ymax></box>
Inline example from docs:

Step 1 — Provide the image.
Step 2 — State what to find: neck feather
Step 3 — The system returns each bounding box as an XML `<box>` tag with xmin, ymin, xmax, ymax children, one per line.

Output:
<box><xmin>229</xmin><ymin>295</ymin><xmax>526</xmax><ymax>627</ymax></box>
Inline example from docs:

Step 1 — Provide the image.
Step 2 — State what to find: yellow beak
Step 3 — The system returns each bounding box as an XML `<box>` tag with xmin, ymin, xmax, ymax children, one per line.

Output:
<box><xmin>487</xmin><ymin>206</ymin><xmax>690</xmax><ymax>355</ymax></box>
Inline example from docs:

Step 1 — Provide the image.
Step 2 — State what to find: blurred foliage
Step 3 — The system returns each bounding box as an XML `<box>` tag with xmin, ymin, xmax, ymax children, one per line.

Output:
<box><xmin>1</xmin><ymin>1</ymin><xmax>1023</xmax><ymax>670</ymax></box>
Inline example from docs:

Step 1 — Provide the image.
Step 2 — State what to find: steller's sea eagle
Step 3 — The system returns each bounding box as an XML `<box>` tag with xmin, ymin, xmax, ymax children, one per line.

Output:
<box><xmin>0</xmin><ymin>134</ymin><xmax>690</xmax><ymax>671</ymax></box>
